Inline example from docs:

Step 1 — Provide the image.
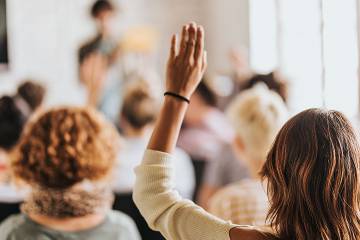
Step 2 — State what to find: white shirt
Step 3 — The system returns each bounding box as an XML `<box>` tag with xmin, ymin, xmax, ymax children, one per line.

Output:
<box><xmin>0</xmin><ymin>185</ymin><xmax>27</xmax><ymax>203</ymax></box>
<box><xmin>112</xmin><ymin>137</ymin><xmax>195</xmax><ymax>199</ymax></box>
<box><xmin>0</xmin><ymin>151</ymin><xmax>27</xmax><ymax>203</ymax></box>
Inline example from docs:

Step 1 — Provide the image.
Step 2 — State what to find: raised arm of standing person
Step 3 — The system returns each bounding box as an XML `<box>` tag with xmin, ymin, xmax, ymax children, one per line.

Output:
<box><xmin>133</xmin><ymin>23</ymin><xmax>269</xmax><ymax>240</ymax></box>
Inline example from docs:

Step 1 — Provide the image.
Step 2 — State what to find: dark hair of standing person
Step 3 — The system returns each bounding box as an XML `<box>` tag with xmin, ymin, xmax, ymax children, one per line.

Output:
<box><xmin>91</xmin><ymin>0</ymin><xmax>114</xmax><ymax>18</ymax></box>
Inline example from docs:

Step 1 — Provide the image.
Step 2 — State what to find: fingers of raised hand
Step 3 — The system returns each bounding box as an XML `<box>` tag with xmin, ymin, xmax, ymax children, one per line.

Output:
<box><xmin>168</xmin><ymin>22</ymin><xmax>206</xmax><ymax>72</ymax></box>
<box><xmin>185</xmin><ymin>23</ymin><xmax>197</xmax><ymax>63</ymax></box>
<box><xmin>181</xmin><ymin>23</ymin><xmax>205</xmax><ymax>70</ymax></box>
<box><xmin>169</xmin><ymin>34</ymin><xmax>178</xmax><ymax>62</ymax></box>
<box><xmin>194</xmin><ymin>26</ymin><xmax>204</xmax><ymax>66</ymax></box>
<box><xmin>179</xmin><ymin>24</ymin><xmax>189</xmax><ymax>58</ymax></box>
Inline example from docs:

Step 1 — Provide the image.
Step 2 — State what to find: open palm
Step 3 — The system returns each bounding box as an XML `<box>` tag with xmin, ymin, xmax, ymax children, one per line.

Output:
<box><xmin>166</xmin><ymin>22</ymin><xmax>207</xmax><ymax>99</ymax></box>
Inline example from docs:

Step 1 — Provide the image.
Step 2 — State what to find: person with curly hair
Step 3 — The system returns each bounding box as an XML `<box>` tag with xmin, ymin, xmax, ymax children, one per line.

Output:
<box><xmin>0</xmin><ymin>107</ymin><xmax>140</xmax><ymax>240</ymax></box>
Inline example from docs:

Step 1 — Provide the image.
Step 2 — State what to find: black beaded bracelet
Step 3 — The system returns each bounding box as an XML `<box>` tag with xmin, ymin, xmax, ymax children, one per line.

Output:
<box><xmin>164</xmin><ymin>92</ymin><xmax>190</xmax><ymax>104</ymax></box>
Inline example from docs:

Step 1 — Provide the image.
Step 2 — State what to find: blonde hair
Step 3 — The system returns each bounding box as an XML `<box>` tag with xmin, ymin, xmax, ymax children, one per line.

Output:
<box><xmin>122</xmin><ymin>80</ymin><xmax>160</xmax><ymax>129</ymax></box>
<box><xmin>226</xmin><ymin>83</ymin><xmax>288</xmax><ymax>161</ymax></box>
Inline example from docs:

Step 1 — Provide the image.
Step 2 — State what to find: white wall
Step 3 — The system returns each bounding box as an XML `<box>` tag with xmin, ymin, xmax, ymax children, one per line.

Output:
<box><xmin>0</xmin><ymin>0</ymin><xmax>100</xmax><ymax>105</ymax></box>
<box><xmin>0</xmin><ymin>0</ymin><xmax>250</xmax><ymax>106</ymax></box>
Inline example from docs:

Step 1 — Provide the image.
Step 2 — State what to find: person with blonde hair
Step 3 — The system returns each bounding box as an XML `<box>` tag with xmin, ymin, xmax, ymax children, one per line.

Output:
<box><xmin>0</xmin><ymin>107</ymin><xmax>140</xmax><ymax>240</ymax></box>
<box><xmin>208</xmin><ymin>83</ymin><xmax>288</xmax><ymax>225</ymax></box>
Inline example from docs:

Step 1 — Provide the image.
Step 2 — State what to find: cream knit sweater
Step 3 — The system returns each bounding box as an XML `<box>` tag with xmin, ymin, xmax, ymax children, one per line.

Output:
<box><xmin>133</xmin><ymin>149</ymin><xmax>235</xmax><ymax>240</ymax></box>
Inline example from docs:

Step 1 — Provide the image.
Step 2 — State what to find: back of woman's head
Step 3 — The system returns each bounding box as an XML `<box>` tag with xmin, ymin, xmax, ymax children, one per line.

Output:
<box><xmin>0</xmin><ymin>96</ymin><xmax>27</xmax><ymax>150</ymax></box>
<box><xmin>226</xmin><ymin>84</ymin><xmax>288</xmax><ymax>161</ymax></box>
<box><xmin>13</xmin><ymin>107</ymin><xmax>119</xmax><ymax>189</ymax></box>
<box><xmin>261</xmin><ymin>108</ymin><xmax>360</xmax><ymax>240</ymax></box>
<box><xmin>121</xmin><ymin>80</ymin><xmax>159</xmax><ymax>130</ymax></box>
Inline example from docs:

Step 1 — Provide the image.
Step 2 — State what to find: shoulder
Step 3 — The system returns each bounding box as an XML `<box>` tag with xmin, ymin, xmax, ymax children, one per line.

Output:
<box><xmin>210</xmin><ymin>180</ymin><xmax>267</xmax><ymax>209</ymax></box>
<box><xmin>106</xmin><ymin>210</ymin><xmax>141</xmax><ymax>240</ymax></box>
<box><xmin>213</xmin><ymin>182</ymin><xmax>248</xmax><ymax>200</ymax></box>
<box><xmin>173</xmin><ymin>148</ymin><xmax>192</xmax><ymax>167</ymax></box>
<box><xmin>172</xmin><ymin>148</ymin><xmax>194</xmax><ymax>179</ymax></box>
<box><xmin>0</xmin><ymin>214</ymin><xmax>26</xmax><ymax>239</ymax></box>
<box><xmin>107</xmin><ymin>210</ymin><xmax>136</xmax><ymax>227</ymax></box>
<box><xmin>174</xmin><ymin>147</ymin><xmax>191</xmax><ymax>161</ymax></box>
<box><xmin>78</xmin><ymin>36</ymin><xmax>101</xmax><ymax>62</ymax></box>
<box><xmin>230</xmin><ymin>226</ymin><xmax>276</xmax><ymax>240</ymax></box>
<box><xmin>106</xmin><ymin>210</ymin><xmax>140</xmax><ymax>239</ymax></box>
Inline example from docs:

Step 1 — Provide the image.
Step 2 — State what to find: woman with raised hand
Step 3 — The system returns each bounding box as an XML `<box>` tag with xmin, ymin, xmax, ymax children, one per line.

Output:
<box><xmin>133</xmin><ymin>22</ymin><xmax>360</xmax><ymax>240</ymax></box>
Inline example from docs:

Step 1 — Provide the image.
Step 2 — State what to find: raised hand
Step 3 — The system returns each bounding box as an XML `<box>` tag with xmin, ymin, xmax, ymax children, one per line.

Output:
<box><xmin>146</xmin><ymin>22</ymin><xmax>207</xmax><ymax>153</ymax></box>
<box><xmin>166</xmin><ymin>22</ymin><xmax>207</xmax><ymax>99</ymax></box>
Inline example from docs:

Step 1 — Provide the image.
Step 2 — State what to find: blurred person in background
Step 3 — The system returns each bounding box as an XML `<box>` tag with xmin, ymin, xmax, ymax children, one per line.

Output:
<box><xmin>0</xmin><ymin>107</ymin><xmax>140</xmax><ymax>240</ymax></box>
<box><xmin>113</xmin><ymin>79</ymin><xmax>195</xmax><ymax>240</ymax></box>
<box><xmin>216</xmin><ymin>47</ymin><xmax>288</xmax><ymax>109</ymax></box>
<box><xmin>198</xmin><ymin>72</ymin><xmax>288</xmax><ymax>208</ymax></box>
<box><xmin>178</xmin><ymin>80</ymin><xmax>233</xmax><ymax>201</ymax></box>
<box><xmin>79</xmin><ymin>0</ymin><xmax>121</xmax><ymax>65</ymax></box>
<box><xmin>208</xmin><ymin>84</ymin><xmax>288</xmax><ymax>225</ymax></box>
<box><xmin>79</xmin><ymin>0</ymin><xmax>124</xmax><ymax>123</ymax></box>
<box><xmin>0</xmin><ymin>81</ymin><xmax>45</xmax><ymax>222</ymax></box>
<box><xmin>197</xmin><ymin>140</ymin><xmax>249</xmax><ymax>209</ymax></box>
<box><xmin>0</xmin><ymin>96</ymin><xmax>28</xmax><ymax>223</ymax></box>
<box><xmin>239</xmin><ymin>72</ymin><xmax>288</xmax><ymax>103</ymax></box>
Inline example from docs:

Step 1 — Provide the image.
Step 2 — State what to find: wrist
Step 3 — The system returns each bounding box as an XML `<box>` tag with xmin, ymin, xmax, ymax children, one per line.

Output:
<box><xmin>164</xmin><ymin>92</ymin><xmax>190</xmax><ymax>104</ymax></box>
<box><xmin>163</xmin><ymin>95</ymin><xmax>189</xmax><ymax>110</ymax></box>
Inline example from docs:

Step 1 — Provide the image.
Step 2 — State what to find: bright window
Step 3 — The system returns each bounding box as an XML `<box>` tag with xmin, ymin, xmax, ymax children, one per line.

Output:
<box><xmin>249</xmin><ymin>0</ymin><xmax>359</xmax><ymax>116</ymax></box>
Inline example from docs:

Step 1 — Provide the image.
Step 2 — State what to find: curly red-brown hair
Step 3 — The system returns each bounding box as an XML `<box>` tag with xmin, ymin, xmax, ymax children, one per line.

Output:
<box><xmin>12</xmin><ymin>107</ymin><xmax>120</xmax><ymax>189</ymax></box>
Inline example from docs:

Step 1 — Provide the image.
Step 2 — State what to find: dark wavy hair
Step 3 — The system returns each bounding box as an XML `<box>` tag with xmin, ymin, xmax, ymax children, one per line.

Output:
<box><xmin>261</xmin><ymin>108</ymin><xmax>360</xmax><ymax>239</ymax></box>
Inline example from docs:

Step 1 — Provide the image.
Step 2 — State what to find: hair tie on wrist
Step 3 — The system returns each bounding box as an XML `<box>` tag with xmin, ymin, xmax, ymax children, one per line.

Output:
<box><xmin>164</xmin><ymin>92</ymin><xmax>190</xmax><ymax>104</ymax></box>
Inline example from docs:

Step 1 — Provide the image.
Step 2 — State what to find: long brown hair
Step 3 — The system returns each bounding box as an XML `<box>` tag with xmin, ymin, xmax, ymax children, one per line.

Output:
<box><xmin>261</xmin><ymin>108</ymin><xmax>360</xmax><ymax>240</ymax></box>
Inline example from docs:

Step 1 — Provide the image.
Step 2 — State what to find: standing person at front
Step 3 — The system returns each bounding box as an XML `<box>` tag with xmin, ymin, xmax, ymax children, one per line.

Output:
<box><xmin>79</xmin><ymin>0</ymin><xmax>124</xmax><ymax>122</ymax></box>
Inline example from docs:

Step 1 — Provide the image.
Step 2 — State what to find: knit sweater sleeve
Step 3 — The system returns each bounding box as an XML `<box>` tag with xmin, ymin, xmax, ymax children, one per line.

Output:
<box><xmin>133</xmin><ymin>149</ymin><xmax>234</xmax><ymax>240</ymax></box>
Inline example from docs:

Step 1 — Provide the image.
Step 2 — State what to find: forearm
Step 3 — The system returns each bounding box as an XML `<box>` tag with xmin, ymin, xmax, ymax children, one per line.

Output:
<box><xmin>147</xmin><ymin>96</ymin><xmax>188</xmax><ymax>153</ymax></box>
<box><xmin>133</xmin><ymin>150</ymin><xmax>234</xmax><ymax>240</ymax></box>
